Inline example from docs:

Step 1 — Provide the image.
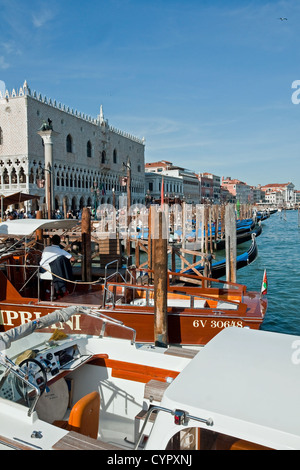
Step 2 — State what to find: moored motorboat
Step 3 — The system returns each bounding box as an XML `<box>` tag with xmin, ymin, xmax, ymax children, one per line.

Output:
<box><xmin>0</xmin><ymin>219</ymin><xmax>266</xmax><ymax>346</ymax></box>
<box><xmin>0</xmin><ymin>310</ymin><xmax>299</xmax><ymax>450</ymax></box>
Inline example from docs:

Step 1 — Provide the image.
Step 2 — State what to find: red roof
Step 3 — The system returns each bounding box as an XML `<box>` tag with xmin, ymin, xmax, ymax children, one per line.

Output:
<box><xmin>261</xmin><ymin>183</ymin><xmax>291</xmax><ymax>188</ymax></box>
<box><xmin>145</xmin><ymin>160</ymin><xmax>173</xmax><ymax>168</ymax></box>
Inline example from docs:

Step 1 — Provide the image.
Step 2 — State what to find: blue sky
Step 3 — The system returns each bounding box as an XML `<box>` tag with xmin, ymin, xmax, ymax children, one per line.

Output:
<box><xmin>1</xmin><ymin>0</ymin><xmax>300</xmax><ymax>188</ymax></box>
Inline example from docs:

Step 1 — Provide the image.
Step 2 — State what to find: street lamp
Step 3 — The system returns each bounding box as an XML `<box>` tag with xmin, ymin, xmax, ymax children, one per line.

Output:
<box><xmin>112</xmin><ymin>187</ymin><xmax>116</xmax><ymax>209</ymax></box>
<box><xmin>90</xmin><ymin>180</ymin><xmax>100</xmax><ymax>218</ymax></box>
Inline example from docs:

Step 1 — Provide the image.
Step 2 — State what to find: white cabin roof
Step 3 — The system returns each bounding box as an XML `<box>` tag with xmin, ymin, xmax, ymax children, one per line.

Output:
<box><xmin>161</xmin><ymin>327</ymin><xmax>300</xmax><ymax>449</ymax></box>
<box><xmin>0</xmin><ymin>219</ymin><xmax>78</xmax><ymax>237</ymax></box>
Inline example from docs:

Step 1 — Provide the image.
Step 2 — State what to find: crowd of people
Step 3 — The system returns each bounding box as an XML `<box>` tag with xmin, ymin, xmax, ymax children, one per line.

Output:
<box><xmin>3</xmin><ymin>206</ymin><xmax>143</xmax><ymax>224</ymax></box>
<box><xmin>3</xmin><ymin>208</ymin><xmax>83</xmax><ymax>220</ymax></box>
<box><xmin>4</xmin><ymin>208</ymin><xmax>35</xmax><ymax>220</ymax></box>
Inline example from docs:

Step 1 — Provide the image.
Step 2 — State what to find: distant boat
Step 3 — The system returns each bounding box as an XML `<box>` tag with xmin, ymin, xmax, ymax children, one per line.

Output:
<box><xmin>170</xmin><ymin>221</ymin><xmax>261</xmax><ymax>251</ymax></box>
<box><xmin>169</xmin><ymin>217</ymin><xmax>255</xmax><ymax>244</ymax></box>
<box><xmin>255</xmin><ymin>211</ymin><xmax>270</xmax><ymax>221</ymax></box>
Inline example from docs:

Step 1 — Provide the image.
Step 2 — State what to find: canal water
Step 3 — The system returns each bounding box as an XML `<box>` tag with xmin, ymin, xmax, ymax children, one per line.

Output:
<box><xmin>232</xmin><ymin>210</ymin><xmax>300</xmax><ymax>336</ymax></box>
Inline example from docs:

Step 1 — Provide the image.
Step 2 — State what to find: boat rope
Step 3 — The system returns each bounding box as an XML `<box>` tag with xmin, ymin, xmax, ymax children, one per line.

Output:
<box><xmin>40</xmin><ymin>266</ymin><xmax>104</xmax><ymax>285</ymax></box>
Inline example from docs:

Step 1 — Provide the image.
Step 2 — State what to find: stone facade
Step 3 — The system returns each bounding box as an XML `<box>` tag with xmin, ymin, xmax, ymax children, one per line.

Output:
<box><xmin>145</xmin><ymin>172</ymin><xmax>184</xmax><ymax>203</ymax></box>
<box><xmin>0</xmin><ymin>81</ymin><xmax>145</xmax><ymax>213</ymax></box>
<box><xmin>221</xmin><ymin>177</ymin><xmax>251</xmax><ymax>204</ymax></box>
<box><xmin>145</xmin><ymin>161</ymin><xmax>200</xmax><ymax>204</ymax></box>
<box><xmin>260</xmin><ymin>183</ymin><xmax>295</xmax><ymax>206</ymax></box>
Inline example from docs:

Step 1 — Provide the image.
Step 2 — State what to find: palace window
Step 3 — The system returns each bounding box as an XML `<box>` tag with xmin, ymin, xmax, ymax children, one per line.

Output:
<box><xmin>113</xmin><ymin>149</ymin><xmax>117</xmax><ymax>164</ymax></box>
<box><xmin>87</xmin><ymin>141</ymin><xmax>92</xmax><ymax>158</ymax></box>
<box><xmin>66</xmin><ymin>134</ymin><xmax>73</xmax><ymax>153</ymax></box>
<box><xmin>0</xmin><ymin>127</ymin><xmax>3</xmax><ymax>145</ymax></box>
<box><xmin>3</xmin><ymin>168</ymin><xmax>9</xmax><ymax>184</ymax></box>
<box><xmin>11</xmin><ymin>168</ymin><xmax>17</xmax><ymax>184</ymax></box>
<box><xmin>19</xmin><ymin>168</ymin><xmax>26</xmax><ymax>184</ymax></box>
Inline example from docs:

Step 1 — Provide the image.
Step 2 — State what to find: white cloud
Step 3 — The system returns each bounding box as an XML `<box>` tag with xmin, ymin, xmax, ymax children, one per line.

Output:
<box><xmin>32</xmin><ymin>8</ymin><xmax>55</xmax><ymax>28</ymax></box>
<box><xmin>1</xmin><ymin>41</ymin><xmax>21</xmax><ymax>56</ymax></box>
<box><xmin>0</xmin><ymin>56</ymin><xmax>9</xmax><ymax>70</ymax></box>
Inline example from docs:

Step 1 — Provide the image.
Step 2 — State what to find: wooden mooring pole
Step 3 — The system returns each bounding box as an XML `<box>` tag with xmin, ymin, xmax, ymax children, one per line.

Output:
<box><xmin>153</xmin><ymin>211</ymin><xmax>168</xmax><ymax>347</ymax></box>
<box><xmin>81</xmin><ymin>207</ymin><xmax>92</xmax><ymax>282</ymax></box>
<box><xmin>35</xmin><ymin>210</ymin><xmax>43</xmax><ymax>248</ymax></box>
<box><xmin>225</xmin><ymin>204</ymin><xmax>237</xmax><ymax>283</ymax></box>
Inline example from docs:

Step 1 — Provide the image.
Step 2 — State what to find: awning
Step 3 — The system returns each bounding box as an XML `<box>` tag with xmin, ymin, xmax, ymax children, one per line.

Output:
<box><xmin>0</xmin><ymin>219</ymin><xmax>79</xmax><ymax>237</ymax></box>
<box><xmin>0</xmin><ymin>192</ymin><xmax>40</xmax><ymax>208</ymax></box>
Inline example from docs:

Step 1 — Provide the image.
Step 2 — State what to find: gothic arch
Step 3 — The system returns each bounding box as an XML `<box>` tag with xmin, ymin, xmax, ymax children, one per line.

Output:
<box><xmin>3</xmin><ymin>168</ymin><xmax>9</xmax><ymax>184</ymax></box>
<box><xmin>11</xmin><ymin>167</ymin><xmax>17</xmax><ymax>184</ymax></box>
<box><xmin>79</xmin><ymin>196</ymin><xmax>85</xmax><ymax>209</ymax></box>
<box><xmin>55</xmin><ymin>196</ymin><xmax>60</xmax><ymax>211</ymax></box>
<box><xmin>19</xmin><ymin>167</ymin><xmax>26</xmax><ymax>184</ymax></box>
<box><xmin>71</xmin><ymin>196</ymin><xmax>76</xmax><ymax>211</ymax></box>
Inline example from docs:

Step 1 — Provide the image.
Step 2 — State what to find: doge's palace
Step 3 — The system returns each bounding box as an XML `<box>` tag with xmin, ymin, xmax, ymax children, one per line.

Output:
<box><xmin>0</xmin><ymin>81</ymin><xmax>145</xmax><ymax>214</ymax></box>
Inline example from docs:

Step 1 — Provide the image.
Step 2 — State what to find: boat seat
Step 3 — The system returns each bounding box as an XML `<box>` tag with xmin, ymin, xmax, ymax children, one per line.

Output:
<box><xmin>39</xmin><ymin>268</ymin><xmax>53</xmax><ymax>280</ymax></box>
<box><xmin>53</xmin><ymin>391</ymin><xmax>100</xmax><ymax>439</ymax></box>
<box><xmin>38</xmin><ymin>268</ymin><xmax>54</xmax><ymax>301</ymax></box>
<box><xmin>144</xmin><ymin>379</ymin><xmax>170</xmax><ymax>403</ymax></box>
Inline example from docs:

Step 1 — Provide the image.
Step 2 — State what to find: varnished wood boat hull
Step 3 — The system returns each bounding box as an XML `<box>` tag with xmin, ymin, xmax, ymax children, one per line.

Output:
<box><xmin>0</xmin><ymin>252</ymin><xmax>266</xmax><ymax>345</ymax></box>
<box><xmin>0</xmin><ymin>297</ymin><xmax>266</xmax><ymax>346</ymax></box>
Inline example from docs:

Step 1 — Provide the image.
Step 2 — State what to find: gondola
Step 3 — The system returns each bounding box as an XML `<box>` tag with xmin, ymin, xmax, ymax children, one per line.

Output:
<box><xmin>215</xmin><ymin>223</ymin><xmax>262</xmax><ymax>251</ymax></box>
<box><xmin>177</xmin><ymin>234</ymin><xmax>258</xmax><ymax>279</ymax></box>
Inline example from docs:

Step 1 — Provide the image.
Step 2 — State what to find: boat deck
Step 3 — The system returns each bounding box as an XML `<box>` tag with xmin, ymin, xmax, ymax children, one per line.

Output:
<box><xmin>53</xmin><ymin>431</ymin><xmax>123</xmax><ymax>450</ymax></box>
<box><xmin>45</xmin><ymin>287</ymin><xmax>107</xmax><ymax>307</ymax></box>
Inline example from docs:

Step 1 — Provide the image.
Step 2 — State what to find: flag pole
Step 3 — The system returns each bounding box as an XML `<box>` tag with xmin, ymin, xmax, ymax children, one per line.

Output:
<box><xmin>260</xmin><ymin>269</ymin><xmax>268</xmax><ymax>297</ymax></box>
<box><xmin>161</xmin><ymin>177</ymin><xmax>164</xmax><ymax>209</ymax></box>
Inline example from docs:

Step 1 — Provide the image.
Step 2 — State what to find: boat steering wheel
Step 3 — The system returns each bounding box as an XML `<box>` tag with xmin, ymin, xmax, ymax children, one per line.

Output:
<box><xmin>17</xmin><ymin>358</ymin><xmax>48</xmax><ymax>395</ymax></box>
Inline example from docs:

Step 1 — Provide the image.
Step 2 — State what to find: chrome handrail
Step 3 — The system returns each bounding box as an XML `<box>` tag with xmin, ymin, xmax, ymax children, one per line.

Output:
<box><xmin>90</xmin><ymin>309</ymin><xmax>136</xmax><ymax>344</ymax></box>
<box><xmin>0</xmin><ymin>353</ymin><xmax>41</xmax><ymax>417</ymax></box>
<box><xmin>134</xmin><ymin>404</ymin><xmax>213</xmax><ymax>449</ymax></box>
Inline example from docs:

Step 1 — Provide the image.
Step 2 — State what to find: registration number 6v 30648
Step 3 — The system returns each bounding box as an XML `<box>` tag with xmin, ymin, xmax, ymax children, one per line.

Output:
<box><xmin>192</xmin><ymin>320</ymin><xmax>243</xmax><ymax>328</ymax></box>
